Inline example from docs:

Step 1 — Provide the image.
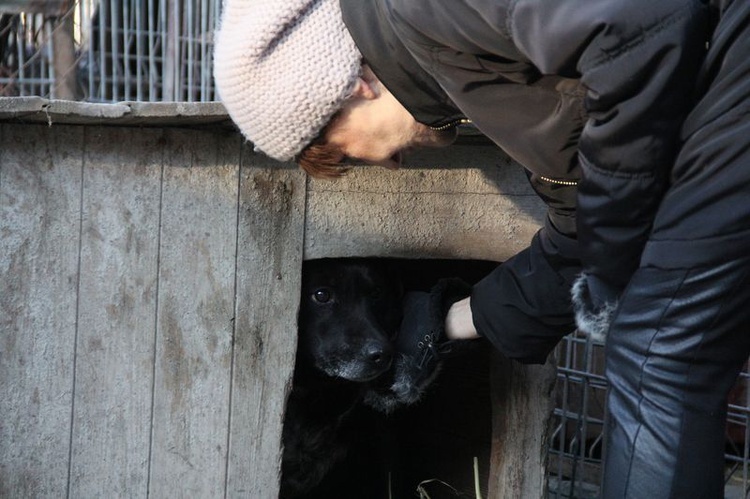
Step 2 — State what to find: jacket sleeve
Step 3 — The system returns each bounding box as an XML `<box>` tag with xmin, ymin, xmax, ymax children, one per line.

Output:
<box><xmin>471</xmin><ymin>219</ymin><xmax>580</xmax><ymax>364</ymax></box>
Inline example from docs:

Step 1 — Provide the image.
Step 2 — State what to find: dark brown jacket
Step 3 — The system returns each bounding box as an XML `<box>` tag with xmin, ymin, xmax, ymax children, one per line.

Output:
<box><xmin>341</xmin><ymin>0</ymin><xmax>717</xmax><ymax>361</ymax></box>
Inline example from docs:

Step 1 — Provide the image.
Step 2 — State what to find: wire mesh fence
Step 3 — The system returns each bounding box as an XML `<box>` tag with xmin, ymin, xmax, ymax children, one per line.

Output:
<box><xmin>1</xmin><ymin>11</ymin><xmax>55</xmax><ymax>97</ymax></box>
<box><xmin>548</xmin><ymin>332</ymin><xmax>607</xmax><ymax>499</ymax></box>
<box><xmin>547</xmin><ymin>331</ymin><xmax>750</xmax><ymax>498</ymax></box>
<box><xmin>0</xmin><ymin>0</ymin><xmax>220</xmax><ymax>102</ymax></box>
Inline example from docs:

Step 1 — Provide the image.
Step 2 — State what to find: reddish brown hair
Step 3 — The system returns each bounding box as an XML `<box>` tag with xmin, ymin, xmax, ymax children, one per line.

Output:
<box><xmin>295</xmin><ymin>113</ymin><xmax>351</xmax><ymax>179</ymax></box>
<box><xmin>296</xmin><ymin>140</ymin><xmax>350</xmax><ymax>179</ymax></box>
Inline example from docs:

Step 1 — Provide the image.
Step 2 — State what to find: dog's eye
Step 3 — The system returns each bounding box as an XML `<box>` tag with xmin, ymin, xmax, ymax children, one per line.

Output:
<box><xmin>312</xmin><ymin>288</ymin><xmax>332</xmax><ymax>303</ymax></box>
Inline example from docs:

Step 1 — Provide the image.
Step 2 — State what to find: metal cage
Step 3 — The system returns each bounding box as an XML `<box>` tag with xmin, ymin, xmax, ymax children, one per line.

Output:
<box><xmin>548</xmin><ymin>331</ymin><xmax>750</xmax><ymax>498</ymax></box>
<box><xmin>0</xmin><ymin>0</ymin><xmax>220</xmax><ymax>102</ymax></box>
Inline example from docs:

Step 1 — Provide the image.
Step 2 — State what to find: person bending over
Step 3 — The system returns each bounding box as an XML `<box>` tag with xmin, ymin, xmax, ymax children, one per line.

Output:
<box><xmin>215</xmin><ymin>1</ymin><xmax>750</xmax><ymax>497</ymax></box>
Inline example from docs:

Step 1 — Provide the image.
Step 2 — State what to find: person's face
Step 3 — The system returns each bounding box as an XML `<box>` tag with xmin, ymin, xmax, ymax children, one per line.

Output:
<box><xmin>324</xmin><ymin>67</ymin><xmax>457</xmax><ymax>169</ymax></box>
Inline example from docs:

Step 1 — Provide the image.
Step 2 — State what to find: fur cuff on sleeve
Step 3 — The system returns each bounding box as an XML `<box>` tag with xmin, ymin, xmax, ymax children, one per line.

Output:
<box><xmin>571</xmin><ymin>274</ymin><xmax>618</xmax><ymax>343</ymax></box>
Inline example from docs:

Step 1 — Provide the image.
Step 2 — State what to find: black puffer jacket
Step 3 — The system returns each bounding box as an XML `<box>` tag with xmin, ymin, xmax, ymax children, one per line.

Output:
<box><xmin>341</xmin><ymin>0</ymin><xmax>713</xmax><ymax>362</ymax></box>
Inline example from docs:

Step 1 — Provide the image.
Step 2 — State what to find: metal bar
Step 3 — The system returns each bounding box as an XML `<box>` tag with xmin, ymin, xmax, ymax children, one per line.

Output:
<box><xmin>109</xmin><ymin>0</ymin><xmax>118</xmax><ymax>100</ymax></box>
<box><xmin>97</xmin><ymin>0</ymin><xmax>106</xmax><ymax>101</ymax></box>
<box><xmin>0</xmin><ymin>76</ymin><xmax>50</xmax><ymax>84</ymax></box>
<box><xmin>44</xmin><ymin>14</ymin><xmax>53</xmax><ymax>97</ymax></box>
<box><xmin>162</xmin><ymin>0</ymin><xmax>175</xmax><ymax>100</ymax></box>
<box><xmin>185</xmin><ymin>0</ymin><xmax>193</xmax><ymax>101</ymax></box>
<box><xmin>147</xmin><ymin>0</ymin><xmax>155</xmax><ymax>100</ymax></box>
<box><xmin>122</xmin><ymin>0</ymin><xmax>129</xmax><ymax>99</ymax></box>
<box><xmin>200</xmin><ymin>0</ymin><xmax>207</xmax><ymax>101</ymax></box>
<box><xmin>210</xmin><ymin>0</ymin><xmax>220</xmax><ymax>99</ymax></box>
<box><xmin>15</xmin><ymin>14</ymin><xmax>25</xmax><ymax>95</ymax></box>
<box><xmin>84</xmin><ymin>0</ymin><xmax>94</xmax><ymax>100</ymax></box>
<box><xmin>134</xmin><ymin>0</ymin><xmax>142</xmax><ymax>100</ymax></box>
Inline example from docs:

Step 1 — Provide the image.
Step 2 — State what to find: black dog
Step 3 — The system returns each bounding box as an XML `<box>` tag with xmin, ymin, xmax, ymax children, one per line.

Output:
<box><xmin>280</xmin><ymin>258</ymin><xmax>402</xmax><ymax>499</ymax></box>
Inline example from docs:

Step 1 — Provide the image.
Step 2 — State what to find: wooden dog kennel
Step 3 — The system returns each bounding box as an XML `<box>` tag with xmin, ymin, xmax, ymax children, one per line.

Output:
<box><xmin>1</xmin><ymin>99</ymin><xmax>556</xmax><ymax>498</ymax></box>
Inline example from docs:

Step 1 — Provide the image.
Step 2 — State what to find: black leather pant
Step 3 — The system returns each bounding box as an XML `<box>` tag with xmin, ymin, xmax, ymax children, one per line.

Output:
<box><xmin>601</xmin><ymin>2</ymin><xmax>750</xmax><ymax>496</ymax></box>
<box><xmin>602</xmin><ymin>259</ymin><xmax>750</xmax><ymax>498</ymax></box>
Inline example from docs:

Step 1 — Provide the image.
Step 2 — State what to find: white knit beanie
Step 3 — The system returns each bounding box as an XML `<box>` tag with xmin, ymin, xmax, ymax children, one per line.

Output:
<box><xmin>214</xmin><ymin>0</ymin><xmax>362</xmax><ymax>162</ymax></box>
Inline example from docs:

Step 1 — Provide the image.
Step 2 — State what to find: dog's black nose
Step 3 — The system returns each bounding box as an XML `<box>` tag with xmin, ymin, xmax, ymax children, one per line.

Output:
<box><xmin>364</xmin><ymin>342</ymin><xmax>393</xmax><ymax>367</ymax></box>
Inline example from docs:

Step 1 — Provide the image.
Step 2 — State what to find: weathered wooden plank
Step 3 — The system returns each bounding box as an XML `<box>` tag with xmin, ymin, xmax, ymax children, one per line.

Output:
<box><xmin>0</xmin><ymin>124</ymin><xmax>82</xmax><ymax>497</ymax></box>
<box><xmin>488</xmin><ymin>353</ymin><xmax>557</xmax><ymax>498</ymax></box>
<box><xmin>225</xmin><ymin>149</ymin><xmax>305</xmax><ymax>498</ymax></box>
<box><xmin>0</xmin><ymin>99</ymin><xmax>230</xmax><ymax>128</ymax></box>
<box><xmin>305</xmin><ymin>189</ymin><xmax>543</xmax><ymax>261</ymax></box>
<box><xmin>67</xmin><ymin>127</ymin><xmax>163</xmax><ymax>497</ymax></box>
<box><xmin>305</xmin><ymin>147</ymin><xmax>545</xmax><ymax>261</ymax></box>
<box><xmin>149</xmin><ymin>128</ymin><xmax>240</xmax><ymax>497</ymax></box>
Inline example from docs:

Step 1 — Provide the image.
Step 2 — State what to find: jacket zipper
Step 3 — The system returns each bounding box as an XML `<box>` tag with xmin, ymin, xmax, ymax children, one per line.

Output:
<box><xmin>429</xmin><ymin>118</ymin><xmax>473</xmax><ymax>131</ymax></box>
<box><xmin>539</xmin><ymin>176</ymin><xmax>578</xmax><ymax>186</ymax></box>
<box><xmin>432</xmin><ymin>118</ymin><xmax>579</xmax><ymax>186</ymax></box>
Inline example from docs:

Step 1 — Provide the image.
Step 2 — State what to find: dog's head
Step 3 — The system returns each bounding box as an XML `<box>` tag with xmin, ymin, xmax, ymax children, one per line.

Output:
<box><xmin>299</xmin><ymin>259</ymin><xmax>402</xmax><ymax>382</ymax></box>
